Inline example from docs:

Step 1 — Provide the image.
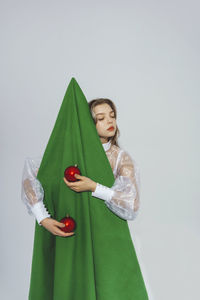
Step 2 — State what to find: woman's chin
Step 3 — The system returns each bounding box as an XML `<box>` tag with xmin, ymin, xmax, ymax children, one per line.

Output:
<box><xmin>107</xmin><ymin>131</ymin><xmax>115</xmax><ymax>137</ymax></box>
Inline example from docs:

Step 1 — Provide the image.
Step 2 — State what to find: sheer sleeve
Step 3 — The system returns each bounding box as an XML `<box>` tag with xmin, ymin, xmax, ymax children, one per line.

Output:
<box><xmin>21</xmin><ymin>157</ymin><xmax>51</xmax><ymax>225</ymax></box>
<box><xmin>92</xmin><ymin>150</ymin><xmax>140</xmax><ymax>220</ymax></box>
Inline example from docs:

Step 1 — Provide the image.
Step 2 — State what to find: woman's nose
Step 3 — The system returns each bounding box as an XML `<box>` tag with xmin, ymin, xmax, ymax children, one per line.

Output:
<box><xmin>107</xmin><ymin>121</ymin><xmax>113</xmax><ymax>125</ymax></box>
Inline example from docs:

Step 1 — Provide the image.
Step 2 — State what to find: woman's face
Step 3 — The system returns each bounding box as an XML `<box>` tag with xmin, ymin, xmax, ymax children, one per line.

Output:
<box><xmin>93</xmin><ymin>103</ymin><xmax>117</xmax><ymax>143</ymax></box>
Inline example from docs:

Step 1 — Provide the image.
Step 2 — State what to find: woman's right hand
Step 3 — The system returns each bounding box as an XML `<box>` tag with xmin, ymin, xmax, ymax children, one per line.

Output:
<box><xmin>40</xmin><ymin>217</ymin><xmax>75</xmax><ymax>237</ymax></box>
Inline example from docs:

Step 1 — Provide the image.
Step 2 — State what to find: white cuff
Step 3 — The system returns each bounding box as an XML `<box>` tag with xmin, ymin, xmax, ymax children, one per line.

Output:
<box><xmin>31</xmin><ymin>201</ymin><xmax>51</xmax><ymax>226</ymax></box>
<box><xmin>91</xmin><ymin>183</ymin><xmax>114</xmax><ymax>202</ymax></box>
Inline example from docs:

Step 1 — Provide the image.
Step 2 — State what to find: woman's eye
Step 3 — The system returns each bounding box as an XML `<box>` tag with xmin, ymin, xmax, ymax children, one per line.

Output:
<box><xmin>98</xmin><ymin>115</ymin><xmax>115</xmax><ymax>121</ymax></box>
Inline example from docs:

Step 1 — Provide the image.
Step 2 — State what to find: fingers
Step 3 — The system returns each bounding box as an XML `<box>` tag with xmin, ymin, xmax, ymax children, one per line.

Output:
<box><xmin>55</xmin><ymin>220</ymin><xmax>65</xmax><ymax>228</ymax></box>
<box><xmin>63</xmin><ymin>177</ymin><xmax>69</xmax><ymax>184</ymax></box>
<box><xmin>43</xmin><ymin>219</ymin><xmax>75</xmax><ymax>237</ymax></box>
<box><xmin>53</xmin><ymin>220</ymin><xmax>75</xmax><ymax>237</ymax></box>
<box><xmin>63</xmin><ymin>175</ymin><xmax>84</xmax><ymax>185</ymax></box>
<box><xmin>74</xmin><ymin>174</ymin><xmax>81</xmax><ymax>179</ymax></box>
<box><xmin>63</xmin><ymin>177</ymin><xmax>75</xmax><ymax>188</ymax></box>
<box><xmin>55</xmin><ymin>228</ymin><xmax>75</xmax><ymax>237</ymax></box>
<box><xmin>63</xmin><ymin>179</ymin><xmax>80</xmax><ymax>192</ymax></box>
<box><xmin>63</xmin><ymin>177</ymin><xmax>80</xmax><ymax>187</ymax></box>
<box><xmin>63</xmin><ymin>177</ymin><xmax>79</xmax><ymax>184</ymax></box>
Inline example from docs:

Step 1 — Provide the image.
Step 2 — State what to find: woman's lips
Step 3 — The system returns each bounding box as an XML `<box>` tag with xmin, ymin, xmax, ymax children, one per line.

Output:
<box><xmin>107</xmin><ymin>126</ymin><xmax>114</xmax><ymax>131</ymax></box>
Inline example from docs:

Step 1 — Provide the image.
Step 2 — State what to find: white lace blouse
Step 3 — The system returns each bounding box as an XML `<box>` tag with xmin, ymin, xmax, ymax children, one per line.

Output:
<box><xmin>21</xmin><ymin>140</ymin><xmax>141</xmax><ymax>225</ymax></box>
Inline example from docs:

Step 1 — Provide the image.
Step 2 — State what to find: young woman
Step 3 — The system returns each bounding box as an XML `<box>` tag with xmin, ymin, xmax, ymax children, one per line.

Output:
<box><xmin>22</xmin><ymin>76</ymin><xmax>149</xmax><ymax>300</ymax></box>
<box><xmin>21</xmin><ymin>98</ymin><xmax>140</xmax><ymax>233</ymax></box>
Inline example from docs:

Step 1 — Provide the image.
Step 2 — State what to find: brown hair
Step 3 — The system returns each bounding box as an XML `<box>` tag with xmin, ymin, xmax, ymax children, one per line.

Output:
<box><xmin>88</xmin><ymin>98</ymin><xmax>120</xmax><ymax>147</ymax></box>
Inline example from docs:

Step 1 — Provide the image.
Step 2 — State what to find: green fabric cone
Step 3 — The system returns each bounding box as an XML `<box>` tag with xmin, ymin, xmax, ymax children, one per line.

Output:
<box><xmin>28</xmin><ymin>77</ymin><xmax>149</xmax><ymax>300</ymax></box>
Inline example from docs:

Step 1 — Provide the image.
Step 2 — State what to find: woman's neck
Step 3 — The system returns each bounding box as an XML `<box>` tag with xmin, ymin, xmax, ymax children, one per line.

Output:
<box><xmin>100</xmin><ymin>137</ymin><xmax>109</xmax><ymax>143</ymax></box>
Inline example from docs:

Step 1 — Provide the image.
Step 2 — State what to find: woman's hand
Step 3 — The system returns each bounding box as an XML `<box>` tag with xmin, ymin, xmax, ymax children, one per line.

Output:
<box><xmin>63</xmin><ymin>174</ymin><xmax>97</xmax><ymax>192</ymax></box>
<box><xmin>40</xmin><ymin>217</ymin><xmax>75</xmax><ymax>237</ymax></box>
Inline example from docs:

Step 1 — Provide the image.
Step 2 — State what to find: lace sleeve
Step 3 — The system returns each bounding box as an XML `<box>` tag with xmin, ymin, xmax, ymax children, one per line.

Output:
<box><xmin>21</xmin><ymin>157</ymin><xmax>51</xmax><ymax>225</ymax></box>
<box><xmin>92</xmin><ymin>150</ymin><xmax>140</xmax><ymax>220</ymax></box>
<box><xmin>107</xmin><ymin>150</ymin><xmax>140</xmax><ymax>220</ymax></box>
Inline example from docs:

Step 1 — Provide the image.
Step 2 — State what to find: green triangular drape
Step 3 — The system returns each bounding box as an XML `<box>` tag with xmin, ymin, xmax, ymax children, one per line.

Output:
<box><xmin>28</xmin><ymin>77</ymin><xmax>149</xmax><ymax>299</ymax></box>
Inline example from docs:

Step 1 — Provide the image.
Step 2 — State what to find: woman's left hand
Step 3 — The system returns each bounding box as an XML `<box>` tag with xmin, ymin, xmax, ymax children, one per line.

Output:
<box><xmin>63</xmin><ymin>174</ymin><xmax>97</xmax><ymax>192</ymax></box>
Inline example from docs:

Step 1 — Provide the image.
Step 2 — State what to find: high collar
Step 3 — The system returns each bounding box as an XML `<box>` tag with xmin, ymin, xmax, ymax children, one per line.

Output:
<box><xmin>102</xmin><ymin>140</ymin><xmax>112</xmax><ymax>152</ymax></box>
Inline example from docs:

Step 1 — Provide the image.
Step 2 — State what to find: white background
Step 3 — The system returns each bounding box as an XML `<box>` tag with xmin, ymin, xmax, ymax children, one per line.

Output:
<box><xmin>0</xmin><ymin>1</ymin><xmax>199</xmax><ymax>299</ymax></box>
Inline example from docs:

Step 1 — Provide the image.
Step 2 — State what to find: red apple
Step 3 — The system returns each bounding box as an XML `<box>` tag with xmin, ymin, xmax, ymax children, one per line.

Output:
<box><xmin>64</xmin><ymin>164</ymin><xmax>81</xmax><ymax>182</ymax></box>
<box><xmin>59</xmin><ymin>214</ymin><xmax>76</xmax><ymax>233</ymax></box>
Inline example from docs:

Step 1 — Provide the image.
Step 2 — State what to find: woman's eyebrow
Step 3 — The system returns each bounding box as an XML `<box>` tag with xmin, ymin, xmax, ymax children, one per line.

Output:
<box><xmin>96</xmin><ymin>111</ymin><xmax>114</xmax><ymax>116</ymax></box>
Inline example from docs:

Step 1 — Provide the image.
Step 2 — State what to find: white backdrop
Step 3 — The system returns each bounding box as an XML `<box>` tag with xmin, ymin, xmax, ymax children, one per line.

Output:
<box><xmin>0</xmin><ymin>1</ymin><xmax>199</xmax><ymax>299</ymax></box>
